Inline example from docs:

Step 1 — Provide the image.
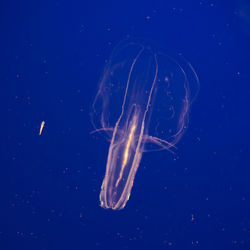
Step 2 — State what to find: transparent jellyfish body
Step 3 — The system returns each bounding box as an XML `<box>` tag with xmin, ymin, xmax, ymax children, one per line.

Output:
<box><xmin>91</xmin><ymin>39</ymin><xmax>199</xmax><ymax>210</ymax></box>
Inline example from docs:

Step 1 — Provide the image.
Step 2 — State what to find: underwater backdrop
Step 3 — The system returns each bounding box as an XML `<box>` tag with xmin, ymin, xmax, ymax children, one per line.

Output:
<box><xmin>2</xmin><ymin>0</ymin><xmax>250</xmax><ymax>249</ymax></box>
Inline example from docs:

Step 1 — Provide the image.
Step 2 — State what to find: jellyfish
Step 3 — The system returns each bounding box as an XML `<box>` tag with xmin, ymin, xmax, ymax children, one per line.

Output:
<box><xmin>91</xmin><ymin>39</ymin><xmax>199</xmax><ymax>210</ymax></box>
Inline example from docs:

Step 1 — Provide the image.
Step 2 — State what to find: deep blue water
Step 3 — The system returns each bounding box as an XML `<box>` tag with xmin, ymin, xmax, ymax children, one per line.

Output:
<box><xmin>2</xmin><ymin>0</ymin><xmax>250</xmax><ymax>249</ymax></box>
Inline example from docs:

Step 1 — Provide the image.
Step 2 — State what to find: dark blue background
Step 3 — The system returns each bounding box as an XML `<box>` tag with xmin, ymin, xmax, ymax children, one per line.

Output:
<box><xmin>2</xmin><ymin>0</ymin><xmax>250</xmax><ymax>249</ymax></box>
